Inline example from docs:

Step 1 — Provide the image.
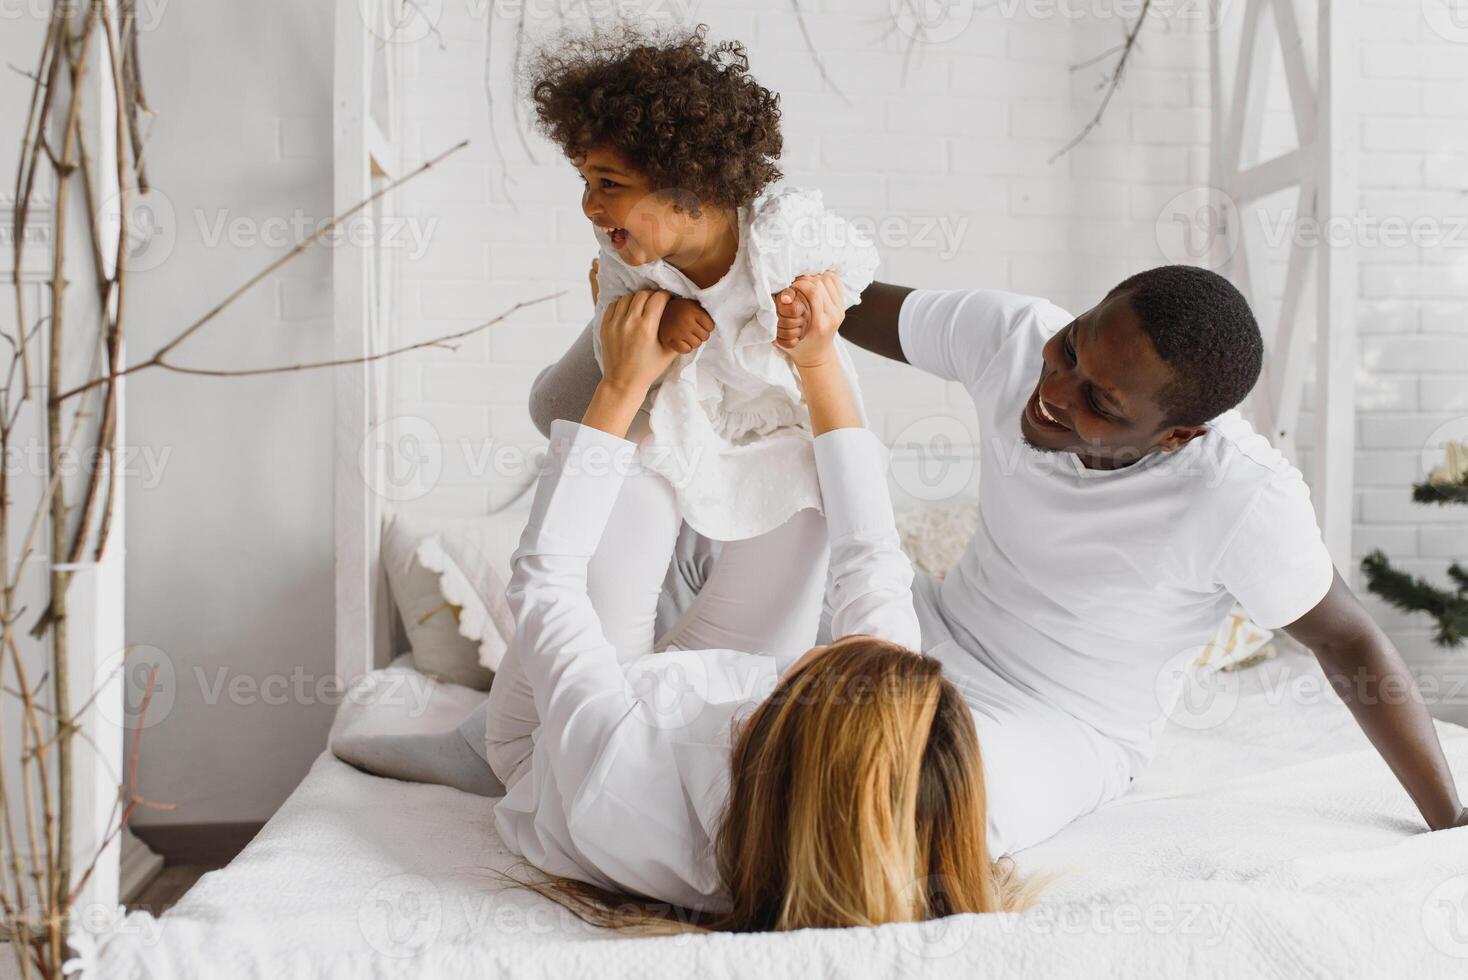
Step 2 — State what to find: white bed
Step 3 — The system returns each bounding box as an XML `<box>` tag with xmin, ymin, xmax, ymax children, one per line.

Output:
<box><xmin>87</xmin><ymin>648</ymin><xmax>1468</xmax><ymax>979</ymax></box>
<box><xmin>79</xmin><ymin>6</ymin><xmax>1468</xmax><ymax>975</ymax></box>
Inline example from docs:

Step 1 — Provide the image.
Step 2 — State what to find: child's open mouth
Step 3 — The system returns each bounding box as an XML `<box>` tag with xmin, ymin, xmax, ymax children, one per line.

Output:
<box><xmin>608</xmin><ymin>227</ymin><xmax>630</xmax><ymax>249</ymax></box>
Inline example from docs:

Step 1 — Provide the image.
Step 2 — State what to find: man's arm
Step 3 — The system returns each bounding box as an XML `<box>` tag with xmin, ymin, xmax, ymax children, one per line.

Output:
<box><xmin>1283</xmin><ymin>570</ymin><xmax>1468</xmax><ymax>831</ymax></box>
<box><xmin>837</xmin><ymin>281</ymin><xmax>914</xmax><ymax>364</ymax></box>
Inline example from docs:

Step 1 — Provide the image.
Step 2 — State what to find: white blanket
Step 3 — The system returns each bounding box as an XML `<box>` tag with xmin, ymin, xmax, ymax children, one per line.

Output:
<box><xmin>87</xmin><ymin>652</ymin><xmax>1468</xmax><ymax>979</ymax></box>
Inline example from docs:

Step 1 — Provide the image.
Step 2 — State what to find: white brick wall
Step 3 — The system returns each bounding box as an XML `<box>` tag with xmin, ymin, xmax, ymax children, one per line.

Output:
<box><xmin>394</xmin><ymin>0</ymin><xmax>1468</xmax><ymax>712</ymax></box>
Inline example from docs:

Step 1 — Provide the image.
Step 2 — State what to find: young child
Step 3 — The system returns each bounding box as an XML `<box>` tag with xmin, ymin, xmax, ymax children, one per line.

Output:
<box><xmin>527</xmin><ymin>26</ymin><xmax>879</xmax><ymax>543</ymax></box>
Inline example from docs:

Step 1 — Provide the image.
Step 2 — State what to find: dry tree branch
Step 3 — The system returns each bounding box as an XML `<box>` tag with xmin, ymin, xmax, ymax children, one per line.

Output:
<box><xmin>54</xmin><ymin>140</ymin><xmax>471</xmax><ymax>403</ymax></box>
<box><xmin>1049</xmin><ymin>0</ymin><xmax>1155</xmax><ymax>164</ymax></box>
<box><xmin>153</xmin><ymin>293</ymin><xmax>561</xmax><ymax>379</ymax></box>
<box><xmin>792</xmin><ymin>0</ymin><xmax>852</xmax><ymax>106</ymax></box>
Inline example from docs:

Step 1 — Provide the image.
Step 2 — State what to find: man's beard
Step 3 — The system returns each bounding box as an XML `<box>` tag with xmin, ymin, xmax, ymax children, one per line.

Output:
<box><xmin>1021</xmin><ymin>433</ymin><xmax>1062</xmax><ymax>455</ymax></box>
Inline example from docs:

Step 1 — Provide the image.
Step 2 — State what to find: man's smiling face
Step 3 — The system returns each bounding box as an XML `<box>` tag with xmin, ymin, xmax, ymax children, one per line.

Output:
<box><xmin>1019</xmin><ymin>291</ymin><xmax>1209</xmax><ymax>470</ymax></box>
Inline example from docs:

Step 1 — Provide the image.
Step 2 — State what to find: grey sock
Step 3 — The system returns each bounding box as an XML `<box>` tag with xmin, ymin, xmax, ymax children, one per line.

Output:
<box><xmin>333</xmin><ymin>704</ymin><xmax>503</xmax><ymax>797</ymax></box>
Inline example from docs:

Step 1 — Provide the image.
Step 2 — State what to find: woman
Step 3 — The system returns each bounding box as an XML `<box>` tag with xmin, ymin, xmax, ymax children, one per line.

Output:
<box><xmin>484</xmin><ymin>274</ymin><xmax>1026</xmax><ymax>929</ymax></box>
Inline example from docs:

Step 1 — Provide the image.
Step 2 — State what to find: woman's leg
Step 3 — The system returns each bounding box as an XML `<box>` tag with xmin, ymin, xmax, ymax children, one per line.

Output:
<box><xmin>656</xmin><ymin>507</ymin><xmax>830</xmax><ymax>657</ymax></box>
<box><xmin>483</xmin><ymin>453</ymin><xmax>680</xmax><ymax>786</ymax></box>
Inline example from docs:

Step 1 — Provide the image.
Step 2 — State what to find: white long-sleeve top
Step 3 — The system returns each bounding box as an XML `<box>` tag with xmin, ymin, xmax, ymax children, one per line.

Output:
<box><xmin>493</xmin><ymin>419</ymin><xmax>919</xmax><ymax>913</ymax></box>
<box><xmin>590</xmin><ymin>186</ymin><xmax>880</xmax><ymax>542</ymax></box>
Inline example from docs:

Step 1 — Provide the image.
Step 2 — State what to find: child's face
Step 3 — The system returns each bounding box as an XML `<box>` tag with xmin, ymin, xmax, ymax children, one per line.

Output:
<box><xmin>575</xmin><ymin>147</ymin><xmax>700</xmax><ymax>268</ymax></box>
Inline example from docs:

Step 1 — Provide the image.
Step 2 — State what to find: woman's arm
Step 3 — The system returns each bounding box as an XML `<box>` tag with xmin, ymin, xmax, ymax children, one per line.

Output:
<box><xmin>511</xmin><ymin>290</ymin><xmax>678</xmax><ymax>756</ymax></box>
<box><xmin>785</xmin><ymin>274</ymin><xmax>921</xmax><ymax>649</ymax></box>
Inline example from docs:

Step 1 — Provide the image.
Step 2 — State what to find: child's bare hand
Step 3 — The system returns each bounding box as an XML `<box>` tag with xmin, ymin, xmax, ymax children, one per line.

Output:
<box><xmin>658</xmin><ymin>297</ymin><xmax>715</xmax><ymax>354</ymax></box>
<box><xmin>773</xmin><ymin>285</ymin><xmax>812</xmax><ymax>350</ymax></box>
<box><xmin>783</xmin><ymin>272</ymin><xmax>846</xmax><ymax>370</ymax></box>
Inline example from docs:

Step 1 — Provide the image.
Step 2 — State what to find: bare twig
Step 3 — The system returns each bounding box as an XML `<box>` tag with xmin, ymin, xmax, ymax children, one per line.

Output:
<box><xmin>793</xmin><ymin>0</ymin><xmax>852</xmax><ymax>106</ymax></box>
<box><xmin>1050</xmin><ymin>0</ymin><xmax>1155</xmax><ymax>164</ymax></box>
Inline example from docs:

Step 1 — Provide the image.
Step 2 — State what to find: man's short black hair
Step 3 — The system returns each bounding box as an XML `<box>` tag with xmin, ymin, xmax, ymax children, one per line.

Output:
<box><xmin>1107</xmin><ymin>265</ymin><xmax>1263</xmax><ymax>428</ymax></box>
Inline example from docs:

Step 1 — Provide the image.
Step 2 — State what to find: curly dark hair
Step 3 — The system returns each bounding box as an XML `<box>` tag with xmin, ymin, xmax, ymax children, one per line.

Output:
<box><xmin>526</xmin><ymin>25</ymin><xmax>783</xmax><ymax>211</ymax></box>
<box><xmin>1107</xmin><ymin>265</ymin><xmax>1263</xmax><ymax>427</ymax></box>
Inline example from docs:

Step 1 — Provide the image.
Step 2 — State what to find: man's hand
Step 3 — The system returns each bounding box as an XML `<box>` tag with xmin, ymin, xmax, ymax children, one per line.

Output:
<box><xmin>657</xmin><ymin>297</ymin><xmax>715</xmax><ymax>354</ymax></box>
<box><xmin>588</xmin><ymin>258</ymin><xmax>600</xmax><ymax>306</ymax></box>
<box><xmin>783</xmin><ymin>272</ymin><xmax>846</xmax><ymax>370</ymax></box>
<box><xmin>774</xmin><ymin>285</ymin><xmax>813</xmax><ymax>351</ymax></box>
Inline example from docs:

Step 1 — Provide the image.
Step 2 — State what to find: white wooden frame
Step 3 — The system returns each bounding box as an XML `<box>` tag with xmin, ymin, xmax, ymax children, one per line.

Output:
<box><xmin>1210</xmin><ymin>0</ymin><xmax>1357</xmax><ymax>568</ymax></box>
<box><xmin>333</xmin><ymin>0</ymin><xmax>404</xmax><ymax>686</ymax></box>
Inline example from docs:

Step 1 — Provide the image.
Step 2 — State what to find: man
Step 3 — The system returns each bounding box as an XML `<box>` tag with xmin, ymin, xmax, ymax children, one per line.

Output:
<box><xmin>528</xmin><ymin>265</ymin><xmax>1466</xmax><ymax>854</ymax></box>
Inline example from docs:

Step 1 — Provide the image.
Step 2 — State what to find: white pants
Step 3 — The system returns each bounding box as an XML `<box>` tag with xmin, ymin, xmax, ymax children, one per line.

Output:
<box><xmin>484</xmin><ymin>460</ymin><xmax>830</xmax><ymax>787</ymax></box>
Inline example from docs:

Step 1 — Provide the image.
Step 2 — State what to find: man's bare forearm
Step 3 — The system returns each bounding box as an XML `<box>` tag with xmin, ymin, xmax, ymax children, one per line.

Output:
<box><xmin>1287</xmin><ymin>572</ymin><xmax>1466</xmax><ymax>831</ymax></box>
<box><xmin>838</xmin><ymin>281</ymin><xmax>914</xmax><ymax>364</ymax></box>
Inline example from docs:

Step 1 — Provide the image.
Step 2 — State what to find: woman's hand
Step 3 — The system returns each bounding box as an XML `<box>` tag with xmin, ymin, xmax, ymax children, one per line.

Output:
<box><xmin>588</xmin><ymin>258</ymin><xmax>600</xmax><ymax>305</ymax></box>
<box><xmin>783</xmin><ymin>272</ymin><xmax>846</xmax><ymax>370</ymax></box>
<box><xmin>583</xmin><ymin>290</ymin><xmax>676</xmax><ymax>438</ymax></box>
<box><xmin>658</xmin><ymin>297</ymin><xmax>715</xmax><ymax>354</ymax></box>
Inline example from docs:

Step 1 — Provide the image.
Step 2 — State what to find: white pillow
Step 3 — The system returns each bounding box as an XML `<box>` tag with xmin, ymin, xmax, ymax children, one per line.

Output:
<box><xmin>381</xmin><ymin>511</ymin><xmax>522</xmax><ymax>690</ymax></box>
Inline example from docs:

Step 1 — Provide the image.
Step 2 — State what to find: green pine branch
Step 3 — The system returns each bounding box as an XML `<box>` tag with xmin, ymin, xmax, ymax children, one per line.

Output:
<box><xmin>1413</xmin><ymin>480</ymin><xmax>1468</xmax><ymax>505</ymax></box>
<box><xmin>1361</xmin><ymin>550</ymin><xmax>1468</xmax><ymax>649</ymax></box>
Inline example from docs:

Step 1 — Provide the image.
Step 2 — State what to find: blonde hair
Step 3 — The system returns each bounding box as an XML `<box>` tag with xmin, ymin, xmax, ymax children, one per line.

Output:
<box><xmin>520</xmin><ymin>637</ymin><xmax>1034</xmax><ymax>932</ymax></box>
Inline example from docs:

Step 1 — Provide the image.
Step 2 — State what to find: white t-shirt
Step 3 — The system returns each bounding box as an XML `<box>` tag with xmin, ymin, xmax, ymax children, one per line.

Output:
<box><xmin>898</xmin><ymin>288</ymin><xmax>1335</xmax><ymax>771</ymax></box>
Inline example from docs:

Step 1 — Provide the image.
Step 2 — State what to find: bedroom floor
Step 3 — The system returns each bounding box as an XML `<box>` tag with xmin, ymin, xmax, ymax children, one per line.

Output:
<box><xmin>125</xmin><ymin>823</ymin><xmax>265</xmax><ymax>916</ymax></box>
<box><xmin>126</xmin><ymin>866</ymin><xmax>215</xmax><ymax>916</ymax></box>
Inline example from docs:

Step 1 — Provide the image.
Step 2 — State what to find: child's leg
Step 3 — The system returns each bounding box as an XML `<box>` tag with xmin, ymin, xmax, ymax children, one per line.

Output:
<box><xmin>656</xmin><ymin>507</ymin><xmax>830</xmax><ymax>657</ymax></box>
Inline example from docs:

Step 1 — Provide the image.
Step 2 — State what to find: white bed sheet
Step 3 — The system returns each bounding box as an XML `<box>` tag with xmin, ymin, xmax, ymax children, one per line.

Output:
<box><xmin>90</xmin><ymin>651</ymin><xmax>1468</xmax><ymax>979</ymax></box>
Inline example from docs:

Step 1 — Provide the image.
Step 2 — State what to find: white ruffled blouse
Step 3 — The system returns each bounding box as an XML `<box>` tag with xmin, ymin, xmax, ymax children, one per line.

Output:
<box><xmin>589</xmin><ymin>186</ymin><xmax>880</xmax><ymax>541</ymax></box>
